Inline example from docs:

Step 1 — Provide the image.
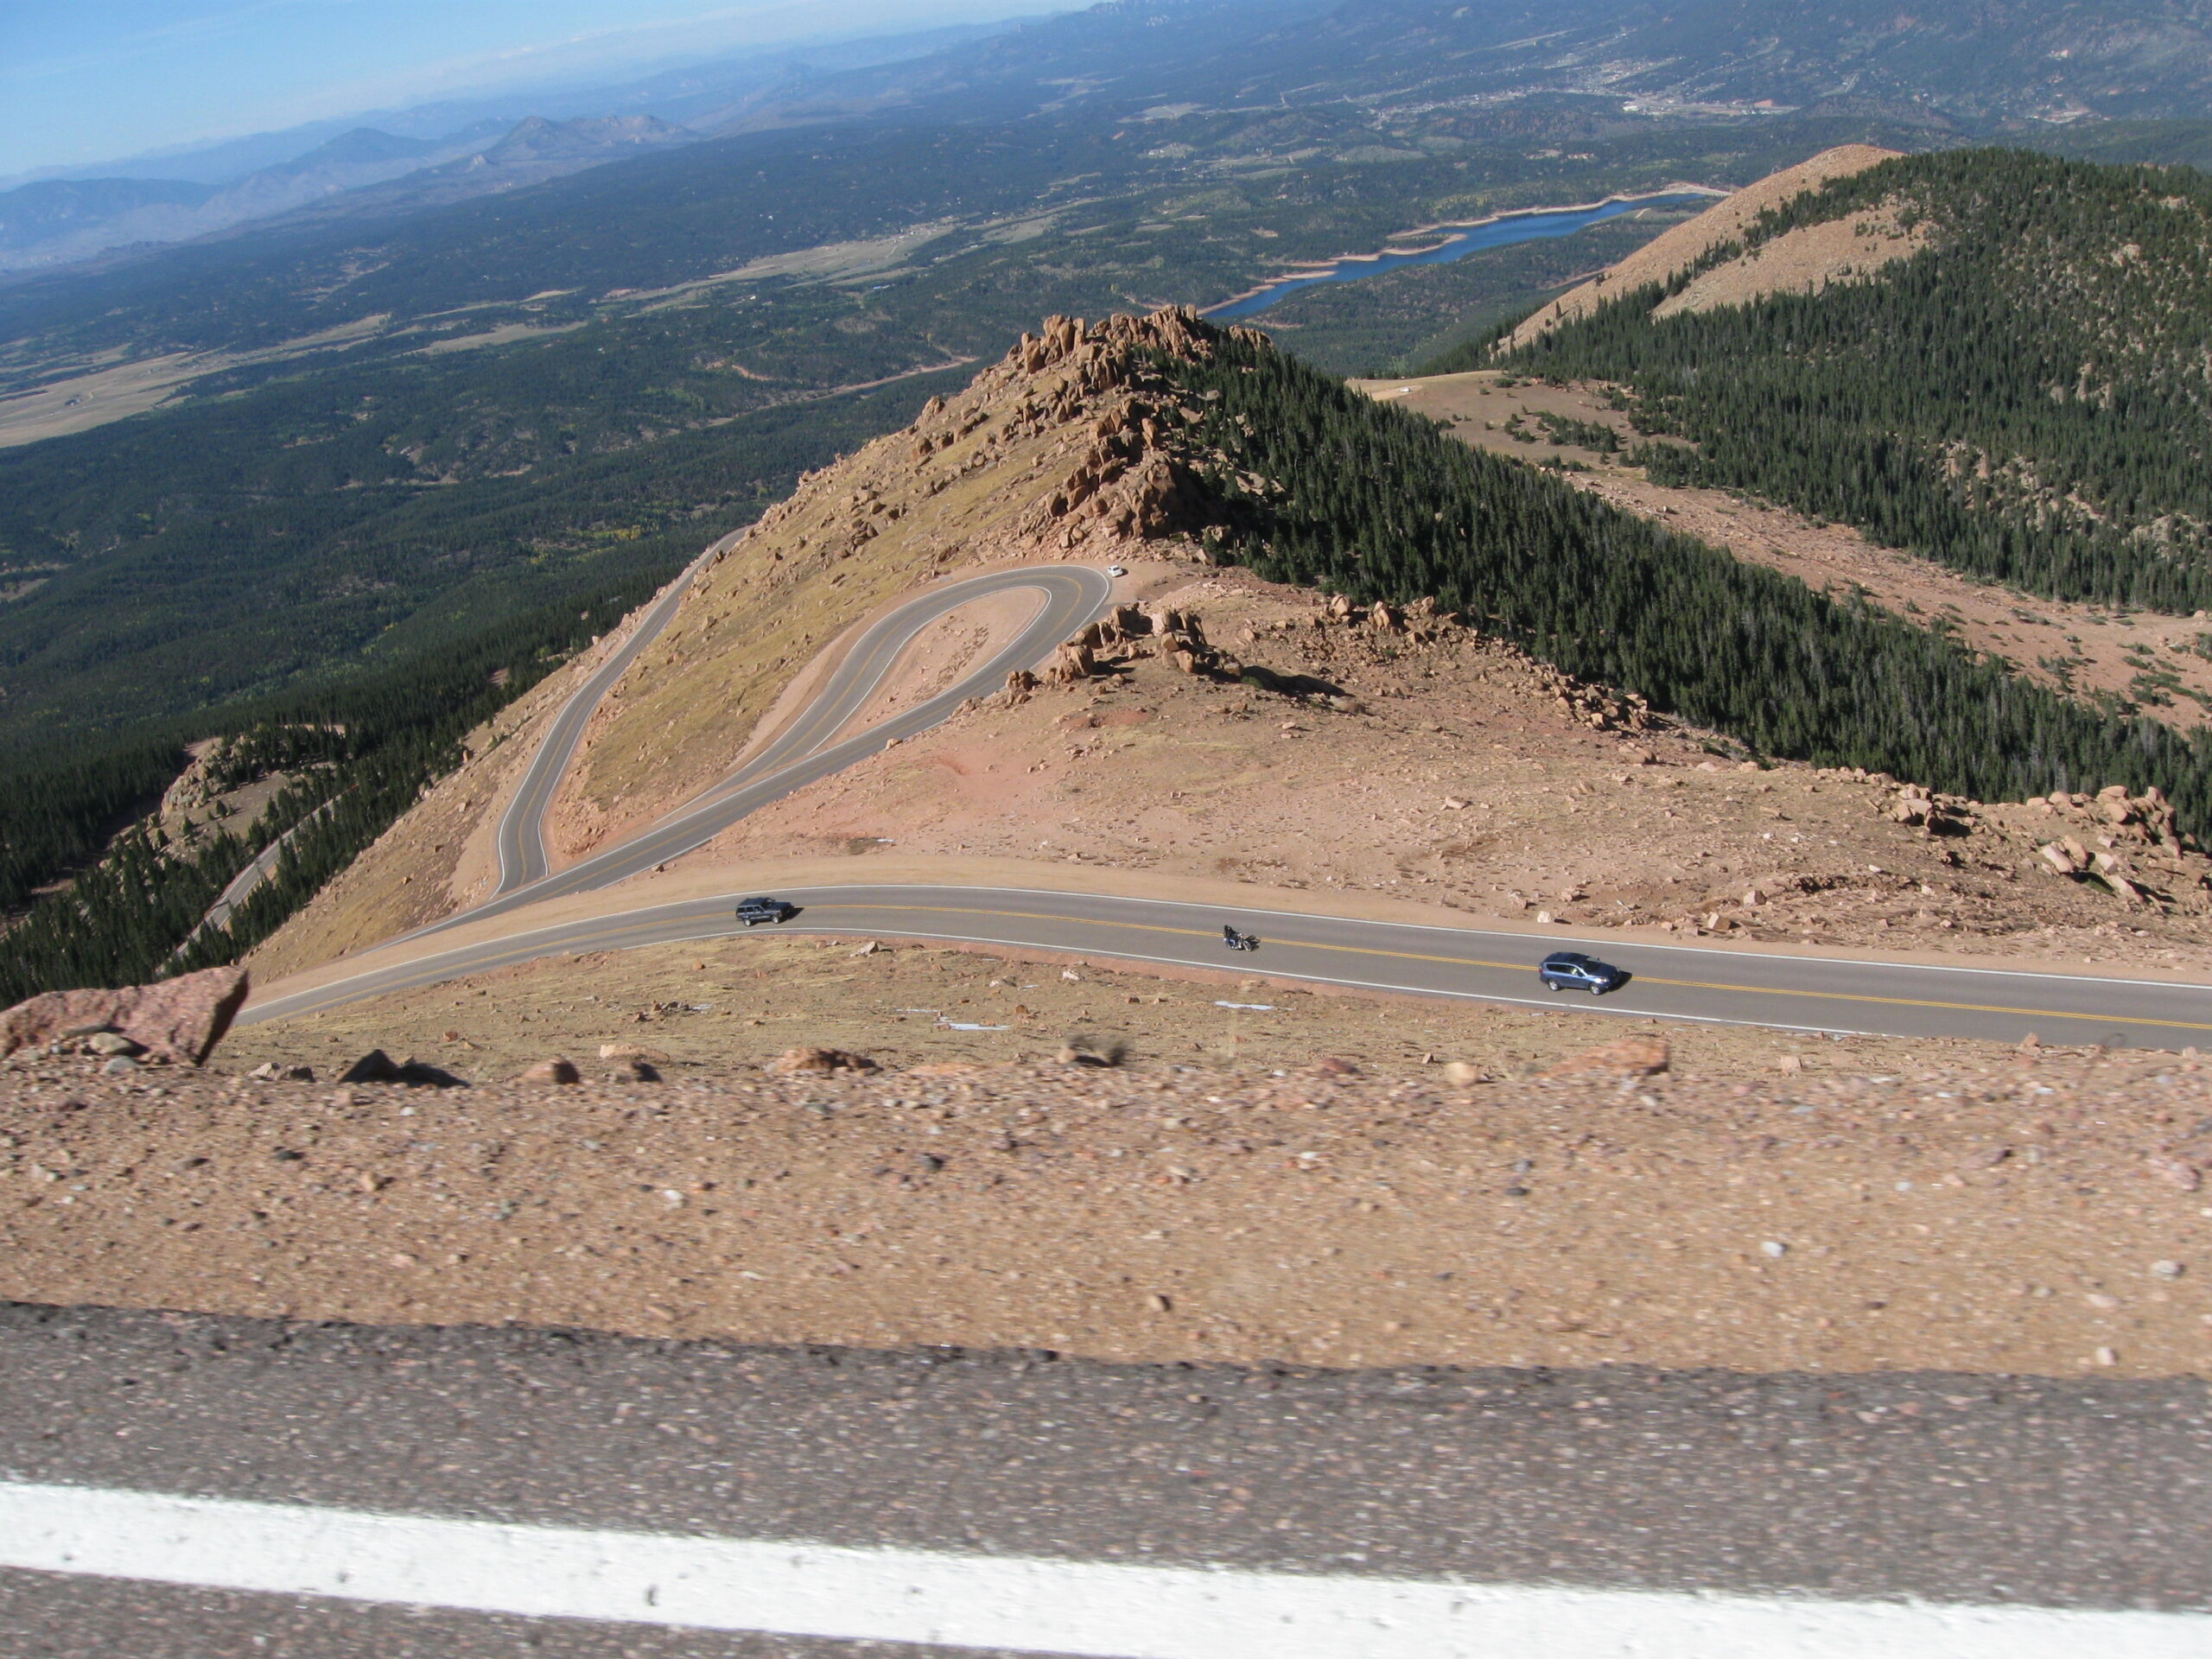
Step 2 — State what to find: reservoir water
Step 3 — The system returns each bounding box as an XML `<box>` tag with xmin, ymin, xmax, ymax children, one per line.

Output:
<box><xmin>1204</xmin><ymin>189</ymin><xmax>1721</xmax><ymax>320</ymax></box>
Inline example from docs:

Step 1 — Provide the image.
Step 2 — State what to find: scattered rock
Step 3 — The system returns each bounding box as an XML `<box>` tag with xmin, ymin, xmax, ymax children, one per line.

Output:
<box><xmin>771</xmin><ymin>1046</ymin><xmax>878</xmax><ymax>1076</ymax></box>
<box><xmin>1541</xmin><ymin>1034</ymin><xmax>1671</xmax><ymax>1079</ymax></box>
<box><xmin>247</xmin><ymin>1062</ymin><xmax>315</xmax><ymax>1083</ymax></box>
<box><xmin>339</xmin><ymin>1050</ymin><xmax>467</xmax><ymax>1088</ymax></box>
<box><xmin>1761</xmin><ymin>1240</ymin><xmax>1788</xmax><ymax>1258</ymax></box>
<box><xmin>852</xmin><ymin>940</ymin><xmax>884</xmax><ymax>957</ymax></box>
<box><xmin>1314</xmin><ymin>1055</ymin><xmax>1359</xmax><ymax>1077</ymax></box>
<box><xmin>2152</xmin><ymin>1260</ymin><xmax>2186</xmax><ymax>1281</ymax></box>
<box><xmin>608</xmin><ymin>1059</ymin><xmax>662</xmax><ymax>1084</ymax></box>
<box><xmin>86</xmin><ymin>1033</ymin><xmax>144</xmax><ymax>1058</ymax></box>
<box><xmin>2147</xmin><ymin>1155</ymin><xmax>2202</xmax><ymax>1192</ymax></box>
<box><xmin>101</xmin><ymin>1056</ymin><xmax>142</xmax><ymax>1076</ymax></box>
<box><xmin>337</xmin><ymin>1050</ymin><xmax>402</xmax><ymax>1084</ymax></box>
<box><xmin>516</xmin><ymin>1058</ymin><xmax>582</xmax><ymax>1086</ymax></box>
<box><xmin>0</xmin><ymin>964</ymin><xmax>249</xmax><ymax>1065</ymax></box>
<box><xmin>1441</xmin><ymin>1061</ymin><xmax>1484</xmax><ymax>1085</ymax></box>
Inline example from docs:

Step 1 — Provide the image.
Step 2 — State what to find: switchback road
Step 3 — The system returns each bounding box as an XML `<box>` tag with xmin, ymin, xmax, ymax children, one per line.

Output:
<box><xmin>245</xmin><ymin>881</ymin><xmax>2212</xmax><ymax>1047</ymax></box>
<box><xmin>492</xmin><ymin>541</ymin><xmax>726</xmax><ymax>894</ymax></box>
<box><xmin>246</xmin><ymin>552</ymin><xmax>2212</xmax><ymax>1046</ymax></box>
<box><xmin>0</xmin><ymin>1303</ymin><xmax>2204</xmax><ymax>1656</ymax></box>
<box><xmin>462</xmin><ymin>563</ymin><xmax>1112</xmax><ymax>930</ymax></box>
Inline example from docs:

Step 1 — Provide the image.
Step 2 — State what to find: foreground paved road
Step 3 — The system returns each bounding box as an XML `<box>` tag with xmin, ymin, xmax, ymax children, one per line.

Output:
<box><xmin>0</xmin><ymin>1302</ymin><xmax>2204</xmax><ymax>1656</ymax></box>
<box><xmin>465</xmin><ymin>564</ymin><xmax>1112</xmax><ymax>929</ymax></box>
<box><xmin>245</xmin><ymin>881</ymin><xmax>2212</xmax><ymax>1047</ymax></box>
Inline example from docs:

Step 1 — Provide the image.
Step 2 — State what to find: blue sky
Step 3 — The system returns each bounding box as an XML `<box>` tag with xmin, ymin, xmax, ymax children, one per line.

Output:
<box><xmin>0</xmin><ymin>1</ymin><xmax>1041</xmax><ymax>178</ymax></box>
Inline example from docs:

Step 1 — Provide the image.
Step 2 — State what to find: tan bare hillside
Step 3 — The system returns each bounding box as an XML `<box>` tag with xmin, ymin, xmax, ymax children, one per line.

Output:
<box><xmin>1503</xmin><ymin>144</ymin><xmax>1904</xmax><ymax>348</ymax></box>
<box><xmin>251</xmin><ymin>310</ymin><xmax>1237</xmax><ymax>975</ymax></box>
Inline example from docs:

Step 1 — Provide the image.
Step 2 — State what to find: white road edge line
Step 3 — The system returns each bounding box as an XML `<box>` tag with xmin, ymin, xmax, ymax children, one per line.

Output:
<box><xmin>3</xmin><ymin>1483</ymin><xmax>2203</xmax><ymax>1659</ymax></box>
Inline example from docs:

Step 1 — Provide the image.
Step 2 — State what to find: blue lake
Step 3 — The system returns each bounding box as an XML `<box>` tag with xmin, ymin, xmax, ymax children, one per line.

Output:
<box><xmin>1204</xmin><ymin>191</ymin><xmax>1720</xmax><ymax>320</ymax></box>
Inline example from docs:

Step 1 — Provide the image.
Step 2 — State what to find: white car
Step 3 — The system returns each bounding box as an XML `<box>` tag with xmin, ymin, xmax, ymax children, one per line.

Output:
<box><xmin>1107</xmin><ymin>565</ymin><xmax>1128</xmax><ymax>578</ymax></box>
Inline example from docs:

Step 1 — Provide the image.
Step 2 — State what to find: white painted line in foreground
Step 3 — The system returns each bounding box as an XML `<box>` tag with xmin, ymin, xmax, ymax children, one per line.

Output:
<box><xmin>3</xmin><ymin>1482</ymin><xmax>2205</xmax><ymax>1658</ymax></box>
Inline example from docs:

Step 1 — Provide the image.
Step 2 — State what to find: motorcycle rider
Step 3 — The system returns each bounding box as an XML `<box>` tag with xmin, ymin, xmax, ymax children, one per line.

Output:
<box><xmin>1223</xmin><ymin>924</ymin><xmax>1241</xmax><ymax>949</ymax></box>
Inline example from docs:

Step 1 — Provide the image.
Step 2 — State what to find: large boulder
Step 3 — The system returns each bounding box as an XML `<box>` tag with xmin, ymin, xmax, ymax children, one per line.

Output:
<box><xmin>0</xmin><ymin>965</ymin><xmax>248</xmax><ymax>1065</ymax></box>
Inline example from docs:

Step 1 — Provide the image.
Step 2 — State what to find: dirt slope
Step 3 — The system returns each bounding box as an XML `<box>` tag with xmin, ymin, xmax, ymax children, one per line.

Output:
<box><xmin>10</xmin><ymin>1036</ymin><xmax>2211</xmax><ymax>1378</ymax></box>
<box><xmin>1502</xmin><ymin>144</ymin><xmax>1903</xmax><ymax>347</ymax></box>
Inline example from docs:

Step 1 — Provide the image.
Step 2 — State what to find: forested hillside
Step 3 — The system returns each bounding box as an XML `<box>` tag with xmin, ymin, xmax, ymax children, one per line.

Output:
<box><xmin>1160</xmin><ymin>327</ymin><xmax>2212</xmax><ymax>836</ymax></box>
<box><xmin>1497</xmin><ymin>148</ymin><xmax>2212</xmax><ymax>613</ymax></box>
<box><xmin>0</xmin><ymin>569</ymin><xmax>671</xmax><ymax>1005</ymax></box>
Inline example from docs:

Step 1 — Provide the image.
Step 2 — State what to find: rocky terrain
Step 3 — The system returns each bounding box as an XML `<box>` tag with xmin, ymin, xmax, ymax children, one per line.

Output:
<box><xmin>3</xmin><ymin>1025</ymin><xmax>2209</xmax><ymax>1379</ymax></box>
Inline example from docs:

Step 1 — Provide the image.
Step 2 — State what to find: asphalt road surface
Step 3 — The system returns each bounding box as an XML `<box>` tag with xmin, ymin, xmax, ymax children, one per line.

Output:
<box><xmin>493</xmin><ymin>542</ymin><xmax>726</xmax><ymax>894</ymax></box>
<box><xmin>245</xmin><ymin>881</ymin><xmax>2212</xmax><ymax>1047</ymax></box>
<box><xmin>0</xmin><ymin>1302</ymin><xmax>2204</xmax><ymax>1656</ymax></box>
<box><xmin>463</xmin><ymin>564</ymin><xmax>1113</xmax><ymax>931</ymax></box>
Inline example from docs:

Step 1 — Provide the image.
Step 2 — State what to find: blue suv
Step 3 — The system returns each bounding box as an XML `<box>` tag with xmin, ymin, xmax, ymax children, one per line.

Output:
<box><xmin>1538</xmin><ymin>950</ymin><xmax>1624</xmax><ymax>995</ymax></box>
<box><xmin>735</xmin><ymin>896</ymin><xmax>798</xmax><ymax>926</ymax></box>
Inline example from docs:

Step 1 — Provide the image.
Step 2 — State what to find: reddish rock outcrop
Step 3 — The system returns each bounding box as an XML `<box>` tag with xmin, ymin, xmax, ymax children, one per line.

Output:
<box><xmin>0</xmin><ymin>965</ymin><xmax>248</xmax><ymax>1065</ymax></box>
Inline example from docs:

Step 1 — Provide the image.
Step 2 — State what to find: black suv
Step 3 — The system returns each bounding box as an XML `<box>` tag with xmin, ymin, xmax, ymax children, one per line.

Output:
<box><xmin>1538</xmin><ymin>950</ymin><xmax>1623</xmax><ymax>995</ymax></box>
<box><xmin>734</xmin><ymin>896</ymin><xmax>798</xmax><ymax>926</ymax></box>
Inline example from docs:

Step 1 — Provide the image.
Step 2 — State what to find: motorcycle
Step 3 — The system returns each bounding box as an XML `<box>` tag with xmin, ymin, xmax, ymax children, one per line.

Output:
<box><xmin>1222</xmin><ymin>925</ymin><xmax>1260</xmax><ymax>953</ymax></box>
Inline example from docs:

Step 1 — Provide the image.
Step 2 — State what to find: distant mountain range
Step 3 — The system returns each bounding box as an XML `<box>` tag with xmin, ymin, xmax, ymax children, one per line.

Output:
<box><xmin>13</xmin><ymin>0</ymin><xmax>2212</xmax><ymax>278</ymax></box>
<box><xmin>0</xmin><ymin>116</ymin><xmax>697</xmax><ymax>275</ymax></box>
<box><xmin>0</xmin><ymin>16</ymin><xmax>1032</xmax><ymax>273</ymax></box>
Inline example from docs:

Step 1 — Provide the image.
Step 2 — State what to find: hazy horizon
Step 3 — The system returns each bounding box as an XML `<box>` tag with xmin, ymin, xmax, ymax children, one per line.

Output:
<box><xmin>0</xmin><ymin>0</ymin><xmax>1049</xmax><ymax>183</ymax></box>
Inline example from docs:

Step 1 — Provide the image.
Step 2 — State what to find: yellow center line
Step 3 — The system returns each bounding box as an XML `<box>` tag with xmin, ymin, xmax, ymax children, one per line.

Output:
<box><xmin>830</xmin><ymin>904</ymin><xmax>2212</xmax><ymax>1032</ymax></box>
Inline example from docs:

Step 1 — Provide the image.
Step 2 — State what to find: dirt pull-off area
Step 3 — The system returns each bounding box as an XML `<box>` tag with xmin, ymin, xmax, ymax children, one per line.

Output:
<box><xmin>4</xmin><ymin>1034</ymin><xmax>2210</xmax><ymax>1378</ymax></box>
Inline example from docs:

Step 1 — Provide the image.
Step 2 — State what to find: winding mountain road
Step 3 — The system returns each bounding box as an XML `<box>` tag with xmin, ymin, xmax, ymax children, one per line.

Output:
<box><xmin>491</xmin><ymin>544</ymin><xmax>724</xmax><ymax>895</ymax></box>
<box><xmin>246</xmin><ymin>880</ymin><xmax>2212</xmax><ymax>1046</ymax></box>
<box><xmin>456</xmin><ymin>562</ymin><xmax>1113</xmax><ymax>930</ymax></box>
<box><xmin>244</xmin><ymin>555</ymin><xmax>2212</xmax><ymax>1049</ymax></box>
